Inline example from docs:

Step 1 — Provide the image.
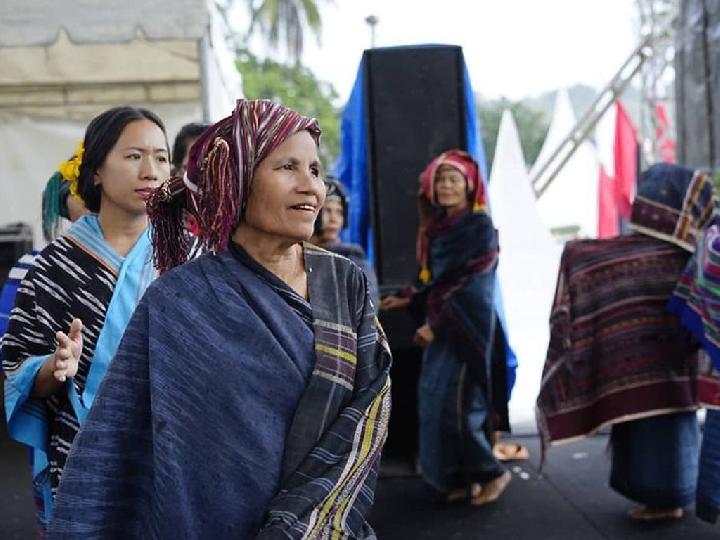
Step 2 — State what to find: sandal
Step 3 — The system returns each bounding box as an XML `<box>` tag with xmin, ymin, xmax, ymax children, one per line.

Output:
<box><xmin>628</xmin><ymin>507</ymin><xmax>683</xmax><ymax>521</ymax></box>
<box><xmin>493</xmin><ymin>443</ymin><xmax>530</xmax><ymax>462</ymax></box>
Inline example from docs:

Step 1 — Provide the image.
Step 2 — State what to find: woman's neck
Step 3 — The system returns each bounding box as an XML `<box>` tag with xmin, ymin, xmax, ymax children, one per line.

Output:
<box><xmin>445</xmin><ymin>202</ymin><xmax>469</xmax><ymax>217</ymax></box>
<box><xmin>315</xmin><ymin>237</ymin><xmax>337</xmax><ymax>249</ymax></box>
<box><xmin>97</xmin><ymin>205</ymin><xmax>148</xmax><ymax>257</ymax></box>
<box><xmin>232</xmin><ymin>224</ymin><xmax>304</xmax><ymax>285</ymax></box>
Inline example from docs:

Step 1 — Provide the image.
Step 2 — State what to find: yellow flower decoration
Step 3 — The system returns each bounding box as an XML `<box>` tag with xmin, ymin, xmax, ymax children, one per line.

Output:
<box><xmin>58</xmin><ymin>140</ymin><xmax>85</xmax><ymax>201</ymax></box>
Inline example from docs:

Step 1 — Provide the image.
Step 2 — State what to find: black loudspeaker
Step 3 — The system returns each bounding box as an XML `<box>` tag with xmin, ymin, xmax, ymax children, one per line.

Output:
<box><xmin>0</xmin><ymin>223</ymin><xmax>33</xmax><ymax>288</ymax></box>
<box><xmin>364</xmin><ymin>45</ymin><xmax>468</xmax><ymax>289</ymax></box>
<box><xmin>363</xmin><ymin>46</ymin><xmax>469</xmax><ymax>465</ymax></box>
<box><xmin>675</xmin><ymin>0</ymin><xmax>720</xmax><ymax>169</ymax></box>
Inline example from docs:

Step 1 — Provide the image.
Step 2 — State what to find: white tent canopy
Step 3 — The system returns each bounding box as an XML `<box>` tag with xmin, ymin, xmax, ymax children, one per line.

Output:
<box><xmin>531</xmin><ymin>89</ymin><xmax>599</xmax><ymax>240</ymax></box>
<box><xmin>0</xmin><ymin>0</ymin><xmax>242</xmax><ymax>247</ymax></box>
<box><xmin>0</xmin><ymin>0</ymin><xmax>209</xmax><ymax>45</ymax></box>
<box><xmin>489</xmin><ymin>110</ymin><xmax>562</xmax><ymax>428</ymax></box>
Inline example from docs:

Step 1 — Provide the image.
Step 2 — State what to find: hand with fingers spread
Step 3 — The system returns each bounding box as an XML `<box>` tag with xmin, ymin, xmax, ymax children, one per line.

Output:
<box><xmin>53</xmin><ymin>319</ymin><xmax>83</xmax><ymax>383</ymax></box>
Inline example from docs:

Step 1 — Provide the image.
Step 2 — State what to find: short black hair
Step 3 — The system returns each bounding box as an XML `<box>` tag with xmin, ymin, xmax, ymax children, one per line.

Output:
<box><xmin>76</xmin><ymin>106</ymin><xmax>168</xmax><ymax>213</ymax></box>
<box><xmin>172</xmin><ymin>122</ymin><xmax>210</xmax><ymax>170</ymax></box>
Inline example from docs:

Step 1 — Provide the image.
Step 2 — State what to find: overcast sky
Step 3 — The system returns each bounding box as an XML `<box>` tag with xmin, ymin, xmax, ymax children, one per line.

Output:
<box><xmin>232</xmin><ymin>0</ymin><xmax>639</xmax><ymax>103</ymax></box>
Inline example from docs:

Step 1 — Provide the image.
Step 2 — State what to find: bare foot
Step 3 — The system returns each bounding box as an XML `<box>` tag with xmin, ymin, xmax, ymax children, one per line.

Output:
<box><xmin>447</xmin><ymin>483</ymin><xmax>482</xmax><ymax>503</ymax></box>
<box><xmin>628</xmin><ymin>507</ymin><xmax>683</xmax><ymax>521</ymax></box>
<box><xmin>470</xmin><ymin>471</ymin><xmax>511</xmax><ymax>505</ymax></box>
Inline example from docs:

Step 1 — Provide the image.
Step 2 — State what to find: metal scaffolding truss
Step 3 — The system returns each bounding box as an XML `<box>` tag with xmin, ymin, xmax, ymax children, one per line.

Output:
<box><xmin>531</xmin><ymin>1</ymin><xmax>677</xmax><ymax>199</ymax></box>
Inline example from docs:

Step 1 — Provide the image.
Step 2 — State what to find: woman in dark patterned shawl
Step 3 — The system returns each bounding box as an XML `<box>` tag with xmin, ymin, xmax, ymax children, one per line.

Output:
<box><xmin>48</xmin><ymin>99</ymin><xmax>391</xmax><ymax>539</ymax></box>
<box><xmin>669</xmin><ymin>220</ymin><xmax>720</xmax><ymax>524</ymax></box>
<box><xmin>2</xmin><ymin>106</ymin><xmax>169</xmax><ymax>532</ymax></box>
<box><xmin>381</xmin><ymin>150</ymin><xmax>510</xmax><ymax>505</ymax></box>
<box><xmin>538</xmin><ymin>163</ymin><xmax>717</xmax><ymax>521</ymax></box>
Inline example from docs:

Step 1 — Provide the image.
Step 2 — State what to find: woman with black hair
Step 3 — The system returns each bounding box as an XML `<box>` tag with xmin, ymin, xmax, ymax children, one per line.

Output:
<box><xmin>171</xmin><ymin>122</ymin><xmax>209</xmax><ymax>176</ymax></box>
<box><xmin>1</xmin><ymin>106</ymin><xmax>170</xmax><ymax>530</ymax></box>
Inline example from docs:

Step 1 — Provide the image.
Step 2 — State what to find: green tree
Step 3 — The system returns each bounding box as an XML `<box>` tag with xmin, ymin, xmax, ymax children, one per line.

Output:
<box><xmin>245</xmin><ymin>0</ymin><xmax>325</xmax><ymax>66</ymax></box>
<box><xmin>237</xmin><ymin>49</ymin><xmax>340</xmax><ymax>165</ymax></box>
<box><xmin>477</xmin><ymin>97</ymin><xmax>549</xmax><ymax>171</ymax></box>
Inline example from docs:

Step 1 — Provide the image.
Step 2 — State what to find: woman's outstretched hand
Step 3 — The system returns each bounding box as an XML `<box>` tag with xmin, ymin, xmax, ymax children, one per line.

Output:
<box><xmin>32</xmin><ymin>318</ymin><xmax>84</xmax><ymax>398</ymax></box>
<box><xmin>380</xmin><ymin>295</ymin><xmax>411</xmax><ymax>311</ymax></box>
<box><xmin>53</xmin><ymin>318</ymin><xmax>83</xmax><ymax>382</ymax></box>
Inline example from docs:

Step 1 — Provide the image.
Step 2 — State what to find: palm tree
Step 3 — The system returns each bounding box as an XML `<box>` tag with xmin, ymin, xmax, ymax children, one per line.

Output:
<box><xmin>244</xmin><ymin>0</ymin><xmax>324</xmax><ymax>66</ymax></box>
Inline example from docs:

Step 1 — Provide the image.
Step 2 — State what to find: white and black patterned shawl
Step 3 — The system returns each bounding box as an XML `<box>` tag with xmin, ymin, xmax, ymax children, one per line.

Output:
<box><xmin>2</xmin><ymin>235</ymin><xmax>119</xmax><ymax>495</ymax></box>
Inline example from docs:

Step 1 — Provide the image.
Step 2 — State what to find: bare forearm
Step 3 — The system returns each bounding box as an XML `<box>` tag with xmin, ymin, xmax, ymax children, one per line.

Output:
<box><xmin>31</xmin><ymin>355</ymin><xmax>64</xmax><ymax>399</ymax></box>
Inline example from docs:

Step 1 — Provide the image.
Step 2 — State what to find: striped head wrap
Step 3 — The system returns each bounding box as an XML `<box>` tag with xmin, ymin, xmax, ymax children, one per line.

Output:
<box><xmin>630</xmin><ymin>163</ymin><xmax>717</xmax><ymax>252</ymax></box>
<box><xmin>147</xmin><ymin>99</ymin><xmax>321</xmax><ymax>273</ymax></box>
<box><xmin>419</xmin><ymin>149</ymin><xmax>488</xmax><ymax>212</ymax></box>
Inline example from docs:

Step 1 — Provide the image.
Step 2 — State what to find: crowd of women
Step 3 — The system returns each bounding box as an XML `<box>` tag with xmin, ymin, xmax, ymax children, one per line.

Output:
<box><xmin>2</xmin><ymin>96</ymin><xmax>720</xmax><ymax>538</ymax></box>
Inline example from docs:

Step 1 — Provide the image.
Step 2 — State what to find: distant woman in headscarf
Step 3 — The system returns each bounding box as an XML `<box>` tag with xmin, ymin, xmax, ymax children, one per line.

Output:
<box><xmin>381</xmin><ymin>149</ymin><xmax>510</xmax><ymax>505</ymax></box>
<box><xmin>49</xmin><ymin>99</ymin><xmax>392</xmax><ymax>539</ymax></box>
<box><xmin>312</xmin><ymin>175</ymin><xmax>379</xmax><ymax>309</ymax></box>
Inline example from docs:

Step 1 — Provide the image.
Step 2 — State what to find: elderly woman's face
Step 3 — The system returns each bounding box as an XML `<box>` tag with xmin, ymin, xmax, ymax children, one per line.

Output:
<box><xmin>434</xmin><ymin>164</ymin><xmax>469</xmax><ymax>211</ymax></box>
<box><xmin>245</xmin><ymin>131</ymin><xmax>326</xmax><ymax>242</ymax></box>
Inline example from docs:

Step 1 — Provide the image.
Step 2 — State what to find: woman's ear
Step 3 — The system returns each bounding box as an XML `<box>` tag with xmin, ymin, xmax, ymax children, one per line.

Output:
<box><xmin>93</xmin><ymin>171</ymin><xmax>101</xmax><ymax>186</ymax></box>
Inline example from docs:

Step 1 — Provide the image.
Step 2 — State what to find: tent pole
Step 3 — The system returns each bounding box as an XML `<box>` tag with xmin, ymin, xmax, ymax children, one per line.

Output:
<box><xmin>198</xmin><ymin>31</ymin><xmax>212</xmax><ymax>123</ymax></box>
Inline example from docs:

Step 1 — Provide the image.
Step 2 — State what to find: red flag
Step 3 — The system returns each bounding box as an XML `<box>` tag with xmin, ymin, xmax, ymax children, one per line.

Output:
<box><xmin>598</xmin><ymin>165</ymin><xmax>619</xmax><ymax>238</ymax></box>
<box><xmin>613</xmin><ymin>102</ymin><xmax>638</xmax><ymax>219</ymax></box>
<box><xmin>656</xmin><ymin>103</ymin><xmax>677</xmax><ymax>163</ymax></box>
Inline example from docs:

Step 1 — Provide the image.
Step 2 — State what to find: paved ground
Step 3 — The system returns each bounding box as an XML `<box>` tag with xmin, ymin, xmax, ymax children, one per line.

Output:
<box><xmin>2</xmin><ymin>426</ymin><xmax>718</xmax><ymax>539</ymax></box>
<box><xmin>371</xmin><ymin>435</ymin><xmax>718</xmax><ymax>539</ymax></box>
<box><xmin>0</xmin><ymin>425</ymin><xmax>36</xmax><ymax>539</ymax></box>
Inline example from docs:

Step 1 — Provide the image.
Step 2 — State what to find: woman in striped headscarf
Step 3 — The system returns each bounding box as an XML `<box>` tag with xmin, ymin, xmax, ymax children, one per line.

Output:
<box><xmin>49</xmin><ymin>99</ymin><xmax>391</xmax><ymax>539</ymax></box>
<box><xmin>381</xmin><ymin>150</ymin><xmax>511</xmax><ymax>505</ymax></box>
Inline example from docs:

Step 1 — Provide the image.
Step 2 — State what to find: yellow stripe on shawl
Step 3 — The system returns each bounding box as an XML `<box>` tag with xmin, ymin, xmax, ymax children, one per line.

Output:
<box><xmin>331</xmin><ymin>383</ymin><xmax>388</xmax><ymax>538</ymax></box>
<box><xmin>315</xmin><ymin>343</ymin><xmax>357</xmax><ymax>366</ymax></box>
<box><xmin>305</xmin><ymin>380</ymin><xmax>391</xmax><ymax>538</ymax></box>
